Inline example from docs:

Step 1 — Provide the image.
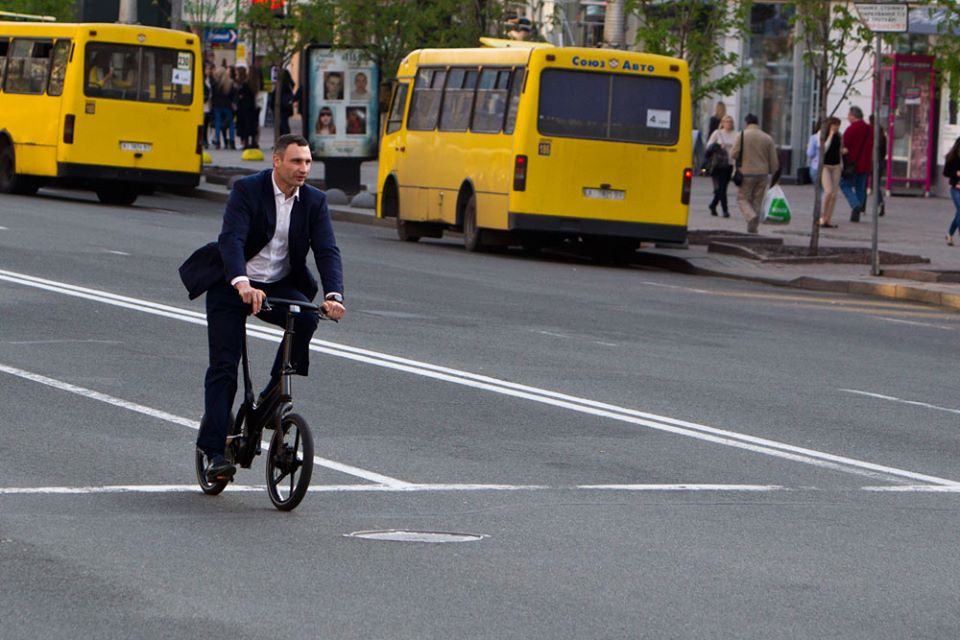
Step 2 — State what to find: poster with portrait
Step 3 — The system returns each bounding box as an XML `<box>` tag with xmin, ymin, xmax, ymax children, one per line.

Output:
<box><xmin>305</xmin><ymin>46</ymin><xmax>379</xmax><ymax>159</ymax></box>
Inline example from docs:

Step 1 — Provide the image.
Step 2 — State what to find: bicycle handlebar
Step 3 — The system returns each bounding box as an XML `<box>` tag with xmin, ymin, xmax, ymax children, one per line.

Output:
<box><xmin>261</xmin><ymin>297</ymin><xmax>335</xmax><ymax>321</ymax></box>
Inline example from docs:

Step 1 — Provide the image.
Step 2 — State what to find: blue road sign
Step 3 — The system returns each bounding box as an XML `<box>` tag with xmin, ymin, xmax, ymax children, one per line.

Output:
<box><xmin>204</xmin><ymin>28</ymin><xmax>238</xmax><ymax>45</ymax></box>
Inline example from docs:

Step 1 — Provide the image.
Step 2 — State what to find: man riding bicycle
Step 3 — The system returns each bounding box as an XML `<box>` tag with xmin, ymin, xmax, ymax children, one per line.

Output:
<box><xmin>179</xmin><ymin>134</ymin><xmax>346</xmax><ymax>481</ymax></box>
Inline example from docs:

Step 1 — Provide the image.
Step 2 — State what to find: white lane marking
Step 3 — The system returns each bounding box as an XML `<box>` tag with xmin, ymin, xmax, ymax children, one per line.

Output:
<box><xmin>862</xmin><ymin>485</ymin><xmax>960</xmax><ymax>493</ymax></box>
<box><xmin>1</xmin><ymin>269</ymin><xmax>957</xmax><ymax>487</ymax></box>
<box><xmin>102</xmin><ymin>250</ymin><xmax>131</xmax><ymax>256</ymax></box>
<box><xmin>0</xmin><ymin>226</ymin><xmax>8</xmax><ymax>230</ymax></box>
<box><xmin>0</xmin><ymin>483</ymin><xmax>789</xmax><ymax>496</ymax></box>
<box><xmin>0</xmin><ymin>363</ymin><xmax>410</xmax><ymax>488</ymax></box>
<box><xmin>841</xmin><ymin>389</ymin><xmax>960</xmax><ymax>417</ymax></box>
<box><xmin>578</xmin><ymin>484</ymin><xmax>784</xmax><ymax>492</ymax></box>
<box><xmin>538</xmin><ymin>330</ymin><xmax>571</xmax><ymax>339</ymax></box>
<box><xmin>876</xmin><ymin>317</ymin><xmax>954</xmax><ymax>331</ymax></box>
<box><xmin>7</xmin><ymin>339</ymin><xmax>122</xmax><ymax>345</ymax></box>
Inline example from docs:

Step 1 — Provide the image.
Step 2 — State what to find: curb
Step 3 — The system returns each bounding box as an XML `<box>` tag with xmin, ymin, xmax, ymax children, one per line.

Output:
<box><xmin>634</xmin><ymin>250</ymin><xmax>960</xmax><ymax>312</ymax></box>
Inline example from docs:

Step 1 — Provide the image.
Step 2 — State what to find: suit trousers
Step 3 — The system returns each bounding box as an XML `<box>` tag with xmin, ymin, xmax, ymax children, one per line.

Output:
<box><xmin>197</xmin><ymin>277</ymin><xmax>319</xmax><ymax>456</ymax></box>
<box><xmin>737</xmin><ymin>175</ymin><xmax>768</xmax><ymax>232</ymax></box>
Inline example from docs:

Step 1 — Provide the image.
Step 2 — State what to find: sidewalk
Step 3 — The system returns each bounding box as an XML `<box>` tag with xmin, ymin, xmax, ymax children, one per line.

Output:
<box><xmin>196</xmin><ymin>126</ymin><xmax>960</xmax><ymax>310</ymax></box>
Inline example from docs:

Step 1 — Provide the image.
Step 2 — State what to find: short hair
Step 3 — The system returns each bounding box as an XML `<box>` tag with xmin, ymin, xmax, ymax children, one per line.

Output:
<box><xmin>849</xmin><ymin>105</ymin><xmax>864</xmax><ymax>119</ymax></box>
<box><xmin>744</xmin><ymin>113</ymin><xmax>759</xmax><ymax>125</ymax></box>
<box><xmin>274</xmin><ymin>134</ymin><xmax>310</xmax><ymax>156</ymax></box>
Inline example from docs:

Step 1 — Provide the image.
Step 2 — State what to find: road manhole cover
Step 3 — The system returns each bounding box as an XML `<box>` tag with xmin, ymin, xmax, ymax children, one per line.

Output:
<box><xmin>345</xmin><ymin>530</ymin><xmax>487</xmax><ymax>543</ymax></box>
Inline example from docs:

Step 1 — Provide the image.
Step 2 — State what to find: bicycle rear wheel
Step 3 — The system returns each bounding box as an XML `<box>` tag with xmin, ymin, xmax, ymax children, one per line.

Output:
<box><xmin>265</xmin><ymin>413</ymin><xmax>314</xmax><ymax>511</ymax></box>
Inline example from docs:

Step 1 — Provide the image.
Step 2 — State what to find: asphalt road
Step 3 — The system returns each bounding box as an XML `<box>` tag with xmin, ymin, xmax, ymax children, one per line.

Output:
<box><xmin>2</xmin><ymin>187</ymin><xmax>960</xmax><ymax>639</ymax></box>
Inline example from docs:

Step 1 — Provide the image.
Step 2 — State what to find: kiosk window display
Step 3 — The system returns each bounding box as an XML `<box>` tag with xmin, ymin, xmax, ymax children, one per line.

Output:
<box><xmin>877</xmin><ymin>54</ymin><xmax>936</xmax><ymax>196</ymax></box>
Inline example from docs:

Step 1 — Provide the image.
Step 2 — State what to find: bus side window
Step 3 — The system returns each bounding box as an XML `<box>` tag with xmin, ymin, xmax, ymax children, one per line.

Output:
<box><xmin>440</xmin><ymin>67</ymin><xmax>476</xmax><ymax>132</ymax></box>
<box><xmin>0</xmin><ymin>38</ymin><xmax>8</xmax><ymax>93</ymax></box>
<box><xmin>471</xmin><ymin>68</ymin><xmax>508</xmax><ymax>134</ymax></box>
<box><xmin>29</xmin><ymin>41</ymin><xmax>52</xmax><ymax>94</ymax></box>
<box><xmin>504</xmin><ymin>67</ymin><xmax>525</xmax><ymax>135</ymax></box>
<box><xmin>5</xmin><ymin>39</ymin><xmax>43</xmax><ymax>94</ymax></box>
<box><xmin>47</xmin><ymin>40</ymin><xmax>70</xmax><ymax>97</ymax></box>
<box><xmin>408</xmin><ymin>67</ymin><xmax>445</xmax><ymax>131</ymax></box>
<box><xmin>385</xmin><ymin>82</ymin><xmax>408</xmax><ymax>134</ymax></box>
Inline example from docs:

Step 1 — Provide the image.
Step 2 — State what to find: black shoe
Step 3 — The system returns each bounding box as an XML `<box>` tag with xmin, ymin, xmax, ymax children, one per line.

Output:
<box><xmin>205</xmin><ymin>454</ymin><xmax>236</xmax><ymax>482</ymax></box>
<box><xmin>850</xmin><ymin>206</ymin><xmax>861</xmax><ymax>222</ymax></box>
<box><xmin>878</xmin><ymin>202</ymin><xmax>885</xmax><ymax>217</ymax></box>
<box><xmin>722</xmin><ymin>211</ymin><xmax>730</xmax><ymax>218</ymax></box>
<box><xmin>709</xmin><ymin>206</ymin><xmax>718</xmax><ymax>217</ymax></box>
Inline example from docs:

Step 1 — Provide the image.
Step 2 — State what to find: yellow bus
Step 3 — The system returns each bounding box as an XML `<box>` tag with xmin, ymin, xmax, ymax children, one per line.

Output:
<box><xmin>377</xmin><ymin>40</ymin><xmax>692</xmax><ymax>255</ymax></box>
<box><xmin>0</xmin><ymin>22</ymin><xmax>202</xmax><ymax>205</ymax></box>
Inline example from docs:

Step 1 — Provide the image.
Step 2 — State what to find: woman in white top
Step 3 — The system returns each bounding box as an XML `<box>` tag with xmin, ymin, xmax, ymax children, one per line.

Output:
<box><xmin>705</xmin><ymin>114</ymin><xmax>737</xmax><ymax>217</ymax></box>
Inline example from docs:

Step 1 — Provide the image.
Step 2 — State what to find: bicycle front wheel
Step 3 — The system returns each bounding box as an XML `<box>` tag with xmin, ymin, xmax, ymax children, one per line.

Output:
<box><xmin>265</xmin><ymin>413</ymin><xmax>314</xmax><ymax>511</ymax></box>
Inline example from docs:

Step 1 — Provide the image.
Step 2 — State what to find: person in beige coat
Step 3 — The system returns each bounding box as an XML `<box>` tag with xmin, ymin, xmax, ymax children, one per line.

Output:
<box><xmin>730</xmin><ymin>114</ymin><xmax>781</xmax><ymax>233</ymax></box>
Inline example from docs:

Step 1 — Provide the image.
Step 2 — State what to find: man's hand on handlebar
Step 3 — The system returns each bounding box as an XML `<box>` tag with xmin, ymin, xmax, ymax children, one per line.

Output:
<box><xmin>235</xmin><ymin>280</ymin><xmax>266</xmax><ymax>315</ymax></box>
<box><xmin>321</xmin><ymin>299</ymin><xmax>345</xmax><ymax>321</ymax></box>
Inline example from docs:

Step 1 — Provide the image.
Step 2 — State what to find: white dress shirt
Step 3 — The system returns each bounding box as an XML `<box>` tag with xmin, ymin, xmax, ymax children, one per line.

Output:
<box><xmin>231</xmin><ymin>173</ymin><xmax>297</xmax><ymax>286</ymax></box>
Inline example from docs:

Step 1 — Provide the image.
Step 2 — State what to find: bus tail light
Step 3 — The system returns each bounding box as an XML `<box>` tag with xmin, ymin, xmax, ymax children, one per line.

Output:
<box><xmin>196</xmin><ymin>125</ymin><xmax>204</xmax><ymax>155</ymax></box>
<box><xmin>63</xmin><ymin>114</ymin><xmax>75</xmax><ymax>144</ymax></box>
<box><xmin>681</xmin><ymin>167</ymin><xmax>693</xmax><ymax>204</ymax></box>
<box><xmin>513</xmin><ymin>155</ymin><xmax>528</xmax><ymax>191</ymax></box>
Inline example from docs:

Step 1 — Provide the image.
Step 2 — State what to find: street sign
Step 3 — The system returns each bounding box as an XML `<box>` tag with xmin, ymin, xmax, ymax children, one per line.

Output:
<box><xmin>204</xmin><ymin>28</ymin><xmax>238</xmax><ymax>45</ymax></box>
<box><xmin>854</xmin><ymin>3</ymin><xmax>909</xmax><ymax>33</ymax></box>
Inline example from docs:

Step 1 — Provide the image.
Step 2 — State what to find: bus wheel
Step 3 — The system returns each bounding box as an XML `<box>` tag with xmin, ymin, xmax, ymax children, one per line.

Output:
<box><xmin>96</xmin><ymin>187</ymin><xmax>139</xmax><ymax>206</ymax></box>
<box><xmin>462</xmin><ymin>193</ymin><xmax>485</xmax><ymax>252</ymax></box>
<box><xmin>0</xmin><ymin>145</ymin><xmax>38</xmax><ymax>195</ymax></box>
<box><xmin>396</xmin><ymin>219</ymin><xmax>421</xmax><ymax>242</ymax></box>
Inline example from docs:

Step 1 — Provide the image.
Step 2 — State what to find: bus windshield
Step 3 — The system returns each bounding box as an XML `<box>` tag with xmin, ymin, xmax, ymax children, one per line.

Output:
<box><xmin>537</xmin><ymin>69</ymin><xmax>681</xmax><ymax>145</ymax></box>
<box><xmin>84</xmin><ymin>42</ymin><xmax>193</xmax><ymax>104</ymax></box>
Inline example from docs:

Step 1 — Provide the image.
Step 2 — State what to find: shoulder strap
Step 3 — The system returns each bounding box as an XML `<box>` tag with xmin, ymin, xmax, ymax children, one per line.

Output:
<box><xmin>736</xmin><ymin>131</ymin><xmax>744</xmax><ymax>169</ymax></box>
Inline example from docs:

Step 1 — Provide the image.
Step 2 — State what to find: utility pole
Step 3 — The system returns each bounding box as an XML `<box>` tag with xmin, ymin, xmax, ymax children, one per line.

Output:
<box><xmin>603</xmin><ymin>0</ymin><xmax>625</xmax><ymax>49</ymax></box>
<box><xmin>118</xmin><ymin>0</ymin><xmax>137</xmax><ymax>24</ymax></box>
<box><xmin>171</xmin><ymin>0</ymin><xmax>184</xmax><ymax>30</ymax></box>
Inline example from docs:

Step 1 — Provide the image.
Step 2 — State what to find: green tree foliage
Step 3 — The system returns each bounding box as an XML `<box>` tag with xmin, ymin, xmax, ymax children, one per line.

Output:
<box><xmin>915</xmin><ymin>2</ymin><xmax>960</xmax><ymax>104</ymax></box>
<box><xmin>0</xmin><ymin>0</ymin><xmax>75</xmax><ymax>21</ymax></box>
<box><xmin>302</xmin><ymin>0</ymin><xmax>506</xmax><ymax>80</ymax></box>
<box><xmin>627</xmin><ymin>0</ymin><xmax>753</xmax><ymax>106</ymax></box>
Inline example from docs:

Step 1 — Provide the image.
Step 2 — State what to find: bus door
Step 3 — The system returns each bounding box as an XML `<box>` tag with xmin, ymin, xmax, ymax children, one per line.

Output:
<box><xmin>400</xmin><ymin>67</ymin><xmax>447</xmax><ymax>221</ymax></box>
<box><xmin>380</xmin><ymin>79</ymin><xmax>410</xmax><ymax>205</ymax></box>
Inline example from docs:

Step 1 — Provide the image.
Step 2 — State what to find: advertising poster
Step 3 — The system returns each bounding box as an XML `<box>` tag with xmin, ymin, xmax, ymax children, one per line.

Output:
<box><xmin>306</xmin><ymin>47</ymin><xmax>379</xmax><ymax>159</ymax></box>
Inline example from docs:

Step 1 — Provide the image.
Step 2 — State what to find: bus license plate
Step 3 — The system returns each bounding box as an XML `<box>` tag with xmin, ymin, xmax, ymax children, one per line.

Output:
<box><xmin>120</xmin><ymin>142</ymin><xmax>152</xmax><ymax>152</ymax></box>
<box><xmin>583</xmin><ymin>187</ymin><xmax>625</xmax><ymax>201</ymax></box>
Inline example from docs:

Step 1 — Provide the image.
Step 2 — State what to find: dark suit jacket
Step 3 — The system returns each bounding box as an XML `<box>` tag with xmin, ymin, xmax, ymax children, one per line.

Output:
<box><xmin>179</xmin><ymin>169</ymin><xmax>343</xmax><ymax>301</ymax></box>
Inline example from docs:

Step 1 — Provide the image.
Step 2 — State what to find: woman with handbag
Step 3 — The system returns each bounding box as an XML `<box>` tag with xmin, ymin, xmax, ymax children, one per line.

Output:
<box><xmin>819</xmin><ymin>117</ymin><xmax>843</xmax><ymax>228</ymax></box>
<box><xmin>705</xmin><ymin>115</ymin><xmax>737</xmax><ymax>217</ymax></box>
<box><xmin>942</xmin><ymin>137</ymin><xmax>960</xmax><ymax>246</ymax></box>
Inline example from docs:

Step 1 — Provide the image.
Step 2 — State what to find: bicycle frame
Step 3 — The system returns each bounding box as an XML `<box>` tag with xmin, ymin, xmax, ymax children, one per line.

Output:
<box><xmin>227</xmin><ymin>299</ymin><xmax>322</xmax><ymax>469</ymax></box>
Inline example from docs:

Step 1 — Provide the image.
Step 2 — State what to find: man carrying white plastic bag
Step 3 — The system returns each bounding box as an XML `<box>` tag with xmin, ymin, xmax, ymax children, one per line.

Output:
<box><xmin>762</xmin><ymin>185</ymin><xmax>792</xmax><ymax>224</ymax></box>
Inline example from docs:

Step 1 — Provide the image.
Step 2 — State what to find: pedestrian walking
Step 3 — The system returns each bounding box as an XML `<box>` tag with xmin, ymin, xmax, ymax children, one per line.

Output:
<box><xmin>869</xmin><ymin>114</ymin><xmax>887</xmax><ymax>217</ymax></box>
<box><xmin>819</xmin><ymin>117</ymin><xmax>843</xmax><ymax>228</ymax></box>
<box><xmin>705</xmin><ymin>114</ymin><xmax>736</xmax><ymax>217</ymax></box>
<box><xmin>840</xmin><ymin>106</ymin><xmax>872</xmax><ymax>222</ymax></box>
<box><xmin>211</xmin><ymin>66</ymin><xmax>237</xmax><ymax>150</ymax></box>
<box><xmin>202</xmin><ymin>63</ymin><xmax>213</xmax><ymax>149</ymax></box>
<box><xmin>235</xmin><ymin>66</ymin><xmax>259</xmax><ymax>149</ymax></box>
<box><xmin>730</xmin><ymin>114</ymin><xmax>780</xmax><ymax>234</ymax></box>
<box><xmin>270</xmin><ymin>69</ymin><xmax>295</xmax><ymax>136</ymax></box>
<box><xmin>707</xmin><ymin>101</ymin><xmax>726</xmax><ymax>139</ymax></box>
<box><xmin>805</xmin><ymin>119</ymin><xmax>820</xmax><ymax>186</ymax></box>
<box><xmin>942</xmin><ymin>136</ymin><xmax>960</xmax><ymax>246</ymax></box>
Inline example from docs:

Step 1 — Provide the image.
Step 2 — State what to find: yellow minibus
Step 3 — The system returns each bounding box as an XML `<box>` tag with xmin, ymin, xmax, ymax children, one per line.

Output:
<box><xmin>0</xmin><ymin>22</ymin><xmax>202</xmax><ymax>205</ymax></box>
<box><xmin>377</xmin><ymin>39</ymin><xmax>692</xmax><ymax>255</ymax></box>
